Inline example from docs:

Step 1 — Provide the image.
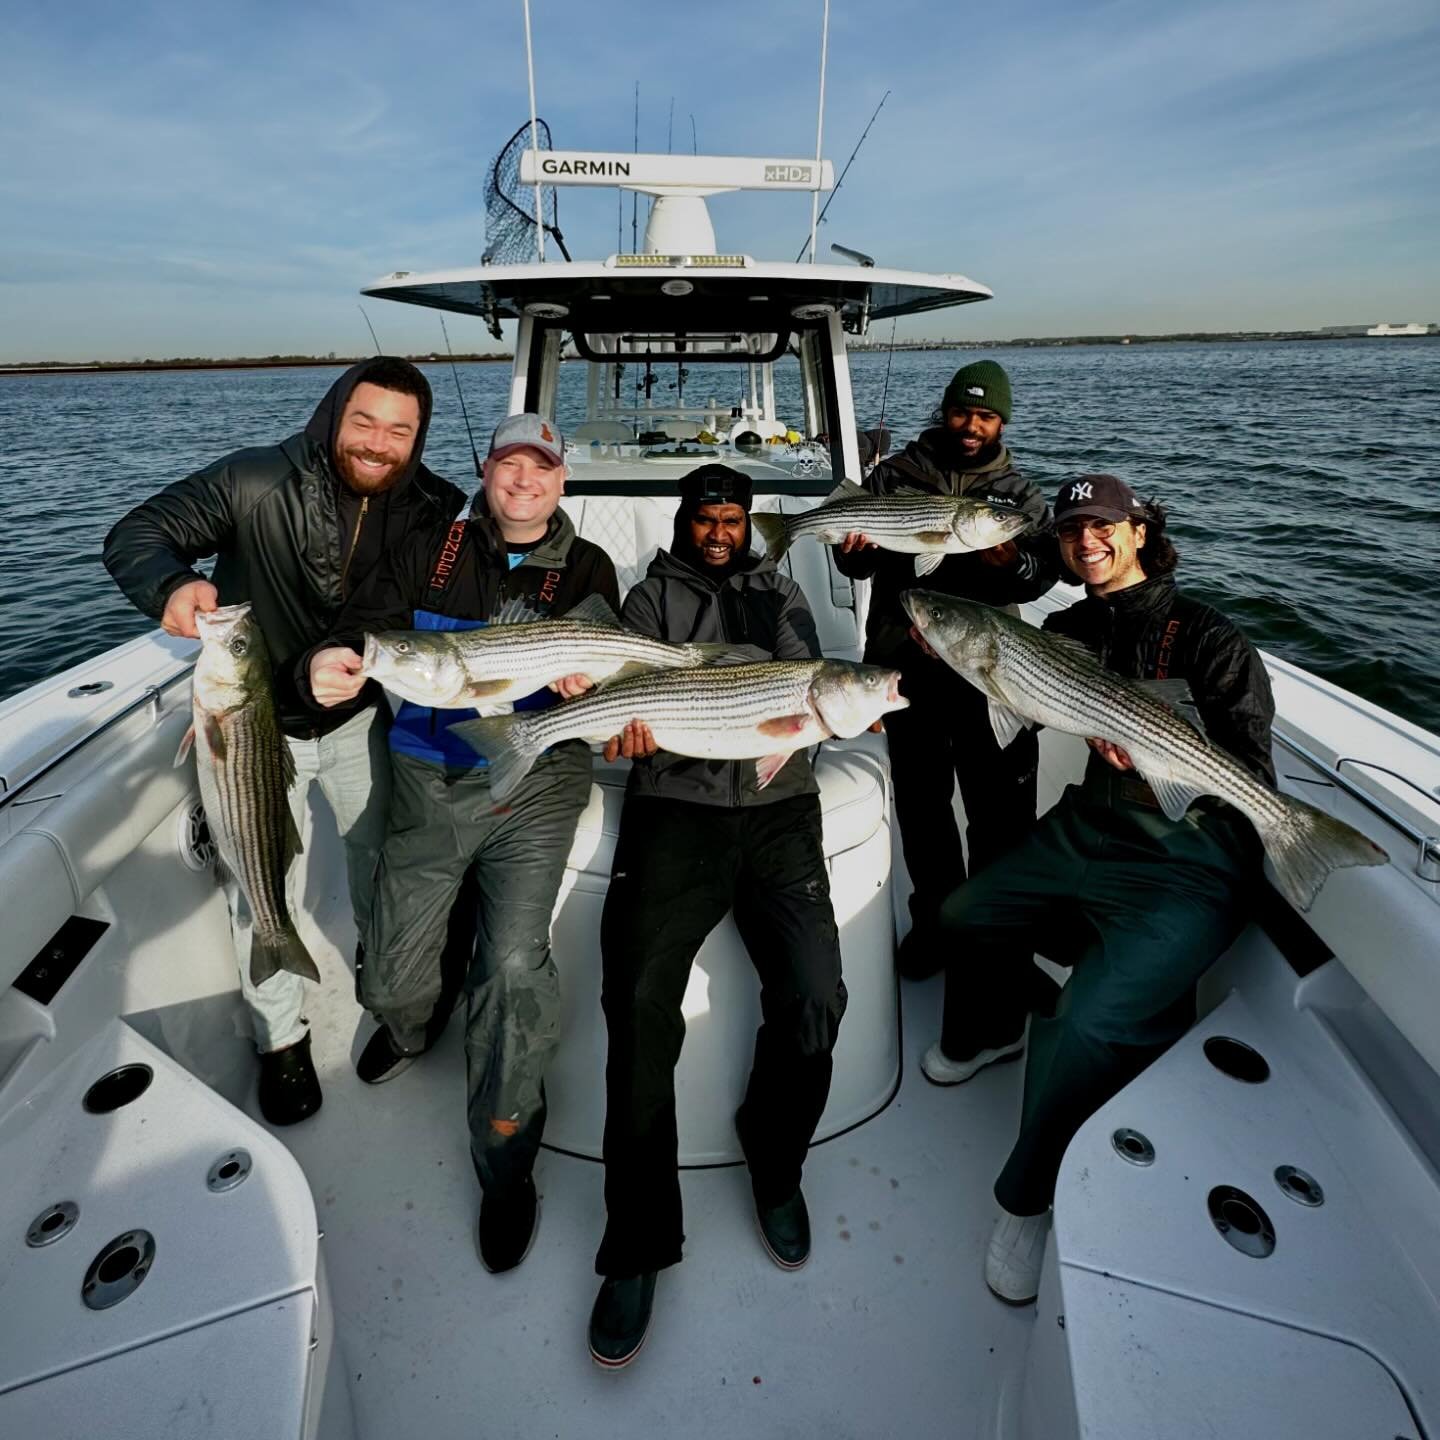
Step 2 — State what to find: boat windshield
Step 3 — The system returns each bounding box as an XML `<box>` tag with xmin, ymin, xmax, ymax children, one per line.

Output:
<box><xmin>535</xmin><ymin>324</ymin><xmax>845</xmax><ymax>495</ymax></box>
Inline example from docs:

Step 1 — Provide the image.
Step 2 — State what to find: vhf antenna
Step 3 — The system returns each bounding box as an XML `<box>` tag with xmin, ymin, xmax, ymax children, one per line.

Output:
<box><xmin>439</xmin><ymin>316</ymin><xmax>482</xmax><ymax>480</ymax></box>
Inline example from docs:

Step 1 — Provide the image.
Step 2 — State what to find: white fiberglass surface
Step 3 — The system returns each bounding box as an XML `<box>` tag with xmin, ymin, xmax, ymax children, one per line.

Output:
<box><xmin>259</xmin><ymin>884</ymin><xmax>1033</xmax><ymax>1438</ymax></box>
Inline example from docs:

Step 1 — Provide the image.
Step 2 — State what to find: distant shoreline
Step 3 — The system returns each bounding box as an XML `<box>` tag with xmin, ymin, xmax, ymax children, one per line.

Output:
<box><xmin>1</xmin><ymin>331</ymin><xmax>1434</xmax><ymax>376</ymax></box>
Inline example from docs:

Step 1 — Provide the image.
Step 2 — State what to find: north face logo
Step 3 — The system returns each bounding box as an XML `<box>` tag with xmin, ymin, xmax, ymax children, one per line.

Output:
<box><xmin>966</xmin><ymin>385</ymin><xmax>985</xmax><ymax>398</ymax></box>
<box><xmin>1069</xmin><ymin>481</ymin><xmax>1094</xmax><ymax>501</ymax></box>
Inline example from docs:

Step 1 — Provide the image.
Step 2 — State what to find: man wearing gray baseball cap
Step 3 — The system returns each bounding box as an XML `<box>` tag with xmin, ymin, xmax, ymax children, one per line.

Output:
<box><xmin>304</xmin><ymin>411</ymin><xmax>620</xmax><ymax>1273</ymax></box>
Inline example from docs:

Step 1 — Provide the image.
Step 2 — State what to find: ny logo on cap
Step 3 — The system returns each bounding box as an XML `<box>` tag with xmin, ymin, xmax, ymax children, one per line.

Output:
<box><xmin>966</xmin><ymin>385</ymin><xmax>985</xmax><ymax>398</ymax></box>
<box><xmin>1069</xmin><ymin>482</ymin><xmax>1094</xmax><ymax>501</ymax></box>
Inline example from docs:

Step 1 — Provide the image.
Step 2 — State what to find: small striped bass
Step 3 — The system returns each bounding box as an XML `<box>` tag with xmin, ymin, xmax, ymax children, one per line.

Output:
<box><xmin>454</xmin><ymin>658</ymin><xmax>908</xmax><ymax>803</ymax></box>
<box><xmin>362</xmin><ymin>593</ymin><xmax>747</xmax><ymax>710</ymax></box>
<box><xmin>750</xmin><ymin>480</ymin><xmax>1033</xmax><ymax>578</ymax></box>
<box><xmin>183</xmin><ymin>603</ymin><xmax>318</xmax><ymax>986</ymax></box>
<box><xmin>902</xmin><ymin>589</ymin><xmax>1388</xmax><ymax>911</ymax></box>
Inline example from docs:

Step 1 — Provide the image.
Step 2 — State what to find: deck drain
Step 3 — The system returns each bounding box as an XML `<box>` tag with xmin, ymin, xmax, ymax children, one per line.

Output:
<box><xmin>178</xmin><ymin>800</ymin><xmax>217</xmax><ymax>871</ymax></box>
<box><xmin>1202</xmin><ymin>1036</ymin><xmax>1270</xmax><ymax>1084</ymax></box>
<box><xmin>81</xmin><ymin>1230</ymin><xmax>156</xmax><ymax>1310</ymax></box>
<box><xmin>83</xmin><ymin>1064</ymin><xmax>153</xmax><ymax>1114</ymax></box>
<box><xmin>1274</xmin><ymin>1165</ymin><xmax>1324</xmax><ymax>1207</ymax></box>
<box><xmin>1207</xmin><ymin>1186</ymin><xmax>1275</xmax><ymax>1258</ymax></box>
<box><xmin>26</xmin><ymin>1201</ymin><xmax>80</xmax><ymax>1248</ymax></box>
<box><xmin>1111</xmin><ymin>1128</ymin><xmax>1155</xmax><ymax>1166</ymax></box>
<box><xmin>207</xmin><ymin>1149</ymin><xmax>252</xmax><ymax>1193</ymax></box>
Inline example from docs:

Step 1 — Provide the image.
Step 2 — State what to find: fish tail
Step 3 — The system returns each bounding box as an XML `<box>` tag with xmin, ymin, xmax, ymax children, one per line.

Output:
<box><xmin>1259</xmin><ymin>794</ymin><xmax>1389</xmax><ymax>911</ymax></box>
<box><xmin>451</xmin><ymin>713</ymin><xmax>544</xmax><ymax>804</ymax></box>
<box><xmin>250</xmin><ymin>926</ymin><xmax>321</xmax><ymax>986</ymax></box>
<box><xmin>749</xmin><ymin>512</ymin><xmax>791</xmax><ymax>563</ymax></box>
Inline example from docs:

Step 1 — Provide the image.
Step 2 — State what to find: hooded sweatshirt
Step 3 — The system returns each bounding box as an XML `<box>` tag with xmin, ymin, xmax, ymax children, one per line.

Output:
<box><xmin>103</xmin><ymin>358</ymin><xmax>465</xmax><ymax>735</ymax></box>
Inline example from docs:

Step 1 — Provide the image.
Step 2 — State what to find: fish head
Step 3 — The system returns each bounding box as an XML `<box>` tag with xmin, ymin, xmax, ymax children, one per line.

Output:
<box><xmin>951</xmin><ymin>500</ymin><xmax>1031</xmax><ymax>552</ymax></box>
<box><xmin>362</xmin><ymin>631</ymin><xmax>468</xmax><ymax>707</ymax></box>
<box><xmin>193</xmin><ymin>603</ymin><xmax>270</xmax><ymax>712</ymax></box>
<box><xmin>809</xmin><ymin>661</ymin><xmax>909</xmax><ymax>738</ymax></box>
<box><xmin>900</xmin><ymin>589</ymin><xmax>1001</xmax><ymax>674</ymax></box>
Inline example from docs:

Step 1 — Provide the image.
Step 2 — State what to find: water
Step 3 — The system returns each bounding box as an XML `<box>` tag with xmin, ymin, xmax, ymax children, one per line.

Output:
<box><xmin>1</xmin><ymin>341</ymin><xmax>1436</xmax><ymax>731</ymax></box>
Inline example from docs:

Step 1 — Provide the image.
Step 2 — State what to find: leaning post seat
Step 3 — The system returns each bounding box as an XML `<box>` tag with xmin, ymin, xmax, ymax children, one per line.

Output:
<box><xmin>544</xmin><ymin>494</ymin><xmax>895</xmax><ymax>1162</ymax></box>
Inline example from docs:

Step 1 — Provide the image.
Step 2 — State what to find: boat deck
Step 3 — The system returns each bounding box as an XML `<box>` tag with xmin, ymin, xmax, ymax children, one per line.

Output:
<box><xmin>266</xmin><ymin>913</ymin><xmax>1034</xmax><ymax>1439</ymax></box>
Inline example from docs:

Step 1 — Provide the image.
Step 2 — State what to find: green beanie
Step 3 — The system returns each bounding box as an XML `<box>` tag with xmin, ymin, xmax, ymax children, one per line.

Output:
<box><xmin>942</xmin><ymin>360</ymin><xmax>1012</xmax><ymax>423</ymax></box>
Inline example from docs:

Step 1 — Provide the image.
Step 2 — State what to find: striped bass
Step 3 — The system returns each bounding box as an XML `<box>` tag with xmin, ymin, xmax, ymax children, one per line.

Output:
<box><xmin>901</xmin><ymin>589</ymin><xmax>1389</xmax><ymax>912</ymax></box>
<box><xmin>750</xmin><ymin>480</ymin><xmax>1033</xmax><ymax>578</ymax></box>
<box><xmin>454</xmin><ymin>658</ymin><xmax>908</xmax><ymax>803</ymax></box>
<box><xmin>182</xmin><ymin>603</ymin><xmax>319</xmax><ymax>986</ymax></box>
<box><xmin>362</xmin><ymin>593</ymin><xmax>746</xmax><ymax>710</ymax></box>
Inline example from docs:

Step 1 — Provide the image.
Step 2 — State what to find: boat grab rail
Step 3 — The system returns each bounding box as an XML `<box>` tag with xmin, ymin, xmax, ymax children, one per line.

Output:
<box><xmin>1274</xmin><ymin>729</ymin><xmax>1440</xmax><ymax>884</ymax></box>
<box><xmin>0</xmin><ymin>666</ymin><xmax>194</xmax><ymax>812</ymax></box>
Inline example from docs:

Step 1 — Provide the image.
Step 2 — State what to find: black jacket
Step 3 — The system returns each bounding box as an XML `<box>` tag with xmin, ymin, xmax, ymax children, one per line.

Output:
<box><xmin>1044</xmin><ymin>574</ymin><xmax>1277</xmax><ymax>790</ymax></box>
<box><xmin>833</xmin><ymin>429</ymin><xmax>1061</xmax><ymax>669</ymax></box>
<box><xmin>102</xmin><ymin>360</ymin><xmax>465</xmax><ymax>736</ymax></box>
<box><xmin>622</xmin><ymin>546</ymin><xmax>823</xmax><ymax>808</ymax></box>
<box><xmin>302</xmin><ymin>498</ymin><xmax>620</xmax><ymax>770</ymax></box>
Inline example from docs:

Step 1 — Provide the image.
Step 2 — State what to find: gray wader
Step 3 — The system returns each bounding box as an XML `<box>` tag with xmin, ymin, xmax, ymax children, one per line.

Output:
<box><xmin>938</xmin><ymin>767</ymin><xmax>1256</xmax><ymax>1216</ymax></box>
<box><xmin>361</xmin><ymin>742</ymin><xmax>592</xmax><ymax>1194</ymax></box>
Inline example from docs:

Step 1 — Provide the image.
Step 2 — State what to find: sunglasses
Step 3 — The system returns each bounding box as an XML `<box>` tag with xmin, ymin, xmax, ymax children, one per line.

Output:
<box><xmin>1057</xmin><ymin>517</ymin><xmax>1131</xmax><ymax>541</ymax></box>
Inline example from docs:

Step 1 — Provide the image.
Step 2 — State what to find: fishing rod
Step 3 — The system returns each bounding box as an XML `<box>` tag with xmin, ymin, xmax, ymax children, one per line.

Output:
<box><xmin>794</xmin><ymin>89</ymin><xmax>890</xmax><ymax>264</ymax></box>
<box><xmin>876</xmin><ymin>315</ymin><xmax>898</xmax><ymax>438</ymax></box>
<box><xmin>358</xmin><ymin>305</ymin><xmax>382</xmax><ymax>355</ymax></box>
<box><xmin>439</xmin><ymin>316</ymin><xmax>483</xmax><ymax>481</ymax></box>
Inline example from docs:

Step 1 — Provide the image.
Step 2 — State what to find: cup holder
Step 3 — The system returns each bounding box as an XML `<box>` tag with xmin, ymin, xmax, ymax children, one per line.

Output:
<box><xmin>1208</xmin><ymin>1186</ymin><xmax>1276</xmax><ymax>1258</ymax></box>
<box><xmin>83</xmin><ymin>1064</ymin><xmax>154</xmax><ymax>1114</ymax></box>
<box><xmin>81</xmin><ymin>1230</ymin><xmax>156</xmax><ymax>1310</ymax></box>
<box><xmin>1202</xmin><ymin>1036</ymin><xmax>1270</xmax><ymax>1084</ymax></box>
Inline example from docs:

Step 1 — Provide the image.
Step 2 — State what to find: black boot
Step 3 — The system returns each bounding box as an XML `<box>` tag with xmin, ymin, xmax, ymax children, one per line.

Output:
<box><xmin>755</xmin><ymin>1189</ymin><xmax>811</xmax><ymax>1270</ymax></box>
<box><xmin>258</xmin><ymin>1032</ymin><xmax>322</xmax><ymax>1126</ymax></box>
<box><xmin>355</xmin><ymin>1024</ymin><xmax>421</xmax><ymax>1085</ymax></box>
<box><xmin>477</xmin><ymin>1175</ymin><xmax>540</xmax><ymax>1274</ymax></box>
<box><xmin>589</xmin><ymin>1272</ymin><xmax>657</xmax><ymax>1369</ymax></box>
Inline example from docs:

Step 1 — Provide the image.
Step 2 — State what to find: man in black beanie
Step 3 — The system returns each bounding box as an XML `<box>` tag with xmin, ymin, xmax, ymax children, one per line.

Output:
<box><xmin>587</xmin><ymin>464</ymin><xmax>848</xmax><ymax>1370</ymax></box>
<box><xmin>833</xmin><ymin>360</ymin><xmax>1060</xmax><ymax>981</ymax></box>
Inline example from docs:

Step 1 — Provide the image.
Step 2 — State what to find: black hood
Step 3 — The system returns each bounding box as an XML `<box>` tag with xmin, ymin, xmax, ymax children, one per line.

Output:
<box><xmin>303</xmin><ymin>356</ymin><xmax>434</xmax><ymax>494</ymax></box>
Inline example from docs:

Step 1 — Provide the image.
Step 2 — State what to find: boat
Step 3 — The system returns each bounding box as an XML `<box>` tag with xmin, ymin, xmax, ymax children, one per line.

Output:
<box><xmin>1365</xmin><ymin>322</ymin><xmax>1433</xmax><ymax>336</ymax></box>
<box><xmin>2</xmin><ymin>139</ymin><xmax>1438</xmax><ymax>1440</ymax></box>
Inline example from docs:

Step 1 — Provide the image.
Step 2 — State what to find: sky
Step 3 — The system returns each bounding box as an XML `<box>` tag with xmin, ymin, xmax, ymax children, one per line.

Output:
<box><xmin>2</xmin><ymin>0</ymin><xmax>1438</xmax><ymax>361</ymax></box>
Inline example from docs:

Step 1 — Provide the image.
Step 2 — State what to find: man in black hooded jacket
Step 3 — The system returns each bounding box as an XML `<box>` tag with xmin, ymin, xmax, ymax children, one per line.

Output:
<box><xmin>587</xmin><ymin>464</ymin><xmax>848</xmax><ymax>1371</ymax></box>
<box><xmin>102</xmin><ymin>358</ymin><xmax>465</xmax><ymax>1125</ymax></box>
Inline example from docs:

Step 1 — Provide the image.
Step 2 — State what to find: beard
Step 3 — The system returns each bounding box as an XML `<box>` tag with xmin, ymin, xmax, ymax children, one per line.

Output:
<box><xmin>337</xmin><ymin>445</ymin><xmax>406</xmax><ymax>495</ymax></box>
<box><xmin>944</xmin><ymin>433</ymin><xmax>1003</xmax><ymax>471</ymax></box>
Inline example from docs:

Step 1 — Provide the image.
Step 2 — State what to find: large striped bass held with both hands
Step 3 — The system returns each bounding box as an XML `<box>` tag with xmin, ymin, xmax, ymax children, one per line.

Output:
<box><xmin>750</xmin><ymin>479</ymin><xmax>1033</xmax><ymax>578</ymax></box>
<box><xmin>181</xmin><ymin>603</ymin><xmax>319</xmax><ymax>986</ymax></box>
<box><xmin>362</xmin><ymin>593</ymin><xmax>746</xmax><ymax>710</ymax></box>
<box><xmin>454</xmin><ymin>659</ymin><xmax>909</xmax><ymax>804</ymax></box>
<box><xmin>901</xmin><ymin>590</ymin><xmax>1388</xmax><ymax>912</ymax></box>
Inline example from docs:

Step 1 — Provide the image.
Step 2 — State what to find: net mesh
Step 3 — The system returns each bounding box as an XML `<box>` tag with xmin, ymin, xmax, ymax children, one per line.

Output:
<box><xmin>483</xmin><ymin>119</ymin><xmax>565</xmax><ymax>265</ymax></box>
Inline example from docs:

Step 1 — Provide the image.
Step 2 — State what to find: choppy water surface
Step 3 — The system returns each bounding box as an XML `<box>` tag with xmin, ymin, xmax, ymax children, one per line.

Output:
<box><xmin>1</xmin><ymin>340</ymin><xmax>1436</xmax><ymax>730</ymax></box>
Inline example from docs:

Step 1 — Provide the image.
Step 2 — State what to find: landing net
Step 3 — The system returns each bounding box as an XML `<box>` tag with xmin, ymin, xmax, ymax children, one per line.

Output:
<box><xmin>483</xmin><ymin>118</ymin><xmax>570</xmax><ymax>265</ymax></box>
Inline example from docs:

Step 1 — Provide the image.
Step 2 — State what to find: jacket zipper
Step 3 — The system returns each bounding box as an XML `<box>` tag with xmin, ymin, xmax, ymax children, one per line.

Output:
<box><xmin>339</xmin><ymin>497</ymin><xmax>369</xmax><ymax>595</ymax></box>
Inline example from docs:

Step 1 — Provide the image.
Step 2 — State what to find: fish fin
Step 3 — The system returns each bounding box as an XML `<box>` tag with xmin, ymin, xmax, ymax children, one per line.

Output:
<box><xmin>821</xmin><ymin>479</ymin><xmax>867</xmax><ymax>505</ymax></box>
<box><xmin>689</xmin><ymin>642</ymin><xmax>762</xmax><ymax>668</ymax></box>
<box><xmin>490</xmin><ymin>596</ymin><xmax>545</xmax><ymax>626</ymax></box>
<box><xmin>913</xmin><ymin>551</ymin><xmax>946</xmax><ymax>578</ymax></box>
<box><xmin>173</xmin><ymin>724</ymin><xmax>195</xmax><ymax>768</ymax></box>
<box><xmin>451</xmin><ymin>713</ymin><xmax>544</xmax><ymax>804</ymax></box>
<box><xmin>463</xmin><ymin>677</ymin><xmax>515</xmax><ymax>700</ymax></box>
<box><xmin>250</xmin><ymin>927</ymin><xmax>321</xmax><ymax>987</ymax></box>
<box><xmin>1136</xmin><ymin>679</ymin><xmax>1207</xmax><ymax>737</ymax></box>
<box><xmin>283</xmin><ymin>806</ymin><xmax>304</xmax><ymax>864</ymax></box>
<box><xmin>1144</xmin><ymin>774</ymin><xmax>1205</xmax><ymax>823</ymax></box>
<box><xmin>563</xmin><ymin>593</ymin><xmax>622</xmax><ymax>628</ymax></box>
<box><xmin>1257</xmin><ymin>794</ymin><xmax>1389</xmax><ymax>912</ymax></box>
<box><xmin>749</xmin><ymin>512</ymin><xmax>791</xmax><ymax>563</ymax></box>
<box><xmin>757</xmin><ymin>713</ymin><xmax>812</xmax><ymax>737</ymax></box>
<box><xmin>202</xmin><ymin>711</ymin><xmax>227</xmax><ymax>764</ymax></box>
<box><xmin>987</xmin><ymin>700</ymin><xmax>1030</xmax><ymax>751</ymax></box>
<box><xmin>754</xmin><ymin>752</ymin><xmax>795</xmax><ymax>789</ymax></box>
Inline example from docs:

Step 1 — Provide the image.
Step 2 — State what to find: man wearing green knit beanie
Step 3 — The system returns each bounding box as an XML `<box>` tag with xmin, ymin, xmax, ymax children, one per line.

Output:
<box><xmin>832</xmin><ymin>357</ymin><xmax>1060</xmax><ymax>988</ymax></box>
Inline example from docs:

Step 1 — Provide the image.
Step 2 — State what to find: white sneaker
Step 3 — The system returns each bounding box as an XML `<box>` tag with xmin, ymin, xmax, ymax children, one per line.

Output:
<box><xmin>984</xmin><ymin>1208</ymin><xmax>1051</xmax><ymax>1304</ymax></box>
<box><xmin>920</xmin><ymin>1020</ymin><xmax>1028</xmax><ymax>1086</ymax></box>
